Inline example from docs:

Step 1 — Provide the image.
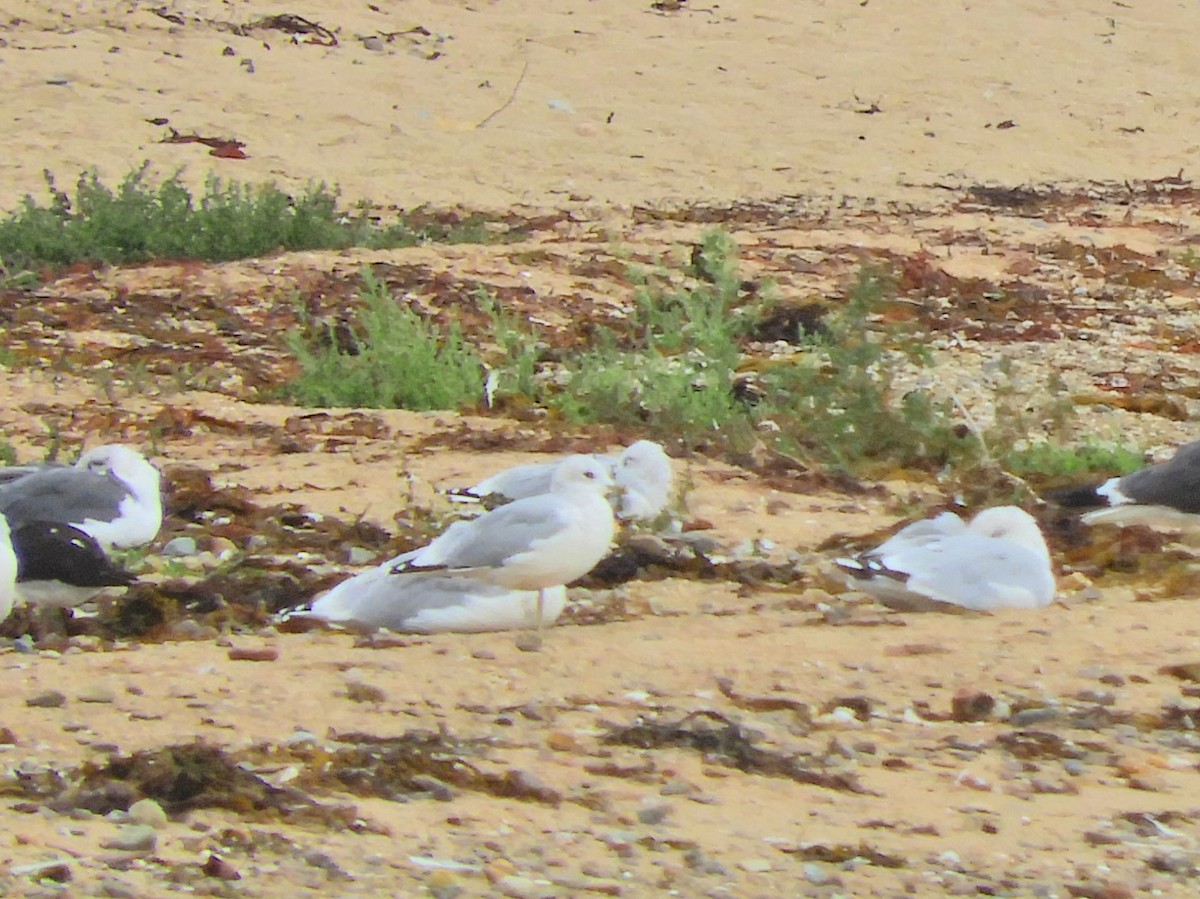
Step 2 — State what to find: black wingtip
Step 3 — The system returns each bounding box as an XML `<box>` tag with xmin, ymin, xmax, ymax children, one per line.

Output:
<box><xmin>11</xmin><ymin>521</ymin><xmax>137</xmax><ymax>588</ymax></box>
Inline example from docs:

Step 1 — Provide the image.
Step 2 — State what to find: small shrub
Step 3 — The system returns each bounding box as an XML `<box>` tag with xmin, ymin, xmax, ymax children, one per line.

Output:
<box><xmin>546</xmin><ymin>231</ymin><xmax>759</xmax><ymax>447</ymax></box>
<box><xmin>756</xmin><ymin>269</ymin><xmax>972</xmax><ymax>474</ymax></box>
<box><xmin>0</xmin><ymin>166</ymin><xmax>506</xmax><ymax>272</ymax></box>
<box><xmin>286</xmin><ymin>271</ymin><xmax>484</xmax><ymax>411</ymax></box>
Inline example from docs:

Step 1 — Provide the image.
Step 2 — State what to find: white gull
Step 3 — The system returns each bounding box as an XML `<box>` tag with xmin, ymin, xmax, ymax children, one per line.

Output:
<box><xmin>449</xmin><ymin>440</ymin><xmax>673</xmax><ymax>522</ymax></box>
<box><xmin>835</xmin><ymin>506</ymin><xmax>1056</xmax><ymax>612</ymax></box>
<box><xmin>0</xmin><ymin>445</ymin><xmax>162</xmax><ymax>550</ymax></box>
<box><xmin>315</xmin><ymin>454</ymin><xmax>615</xmax><ymax>636</ymax></box>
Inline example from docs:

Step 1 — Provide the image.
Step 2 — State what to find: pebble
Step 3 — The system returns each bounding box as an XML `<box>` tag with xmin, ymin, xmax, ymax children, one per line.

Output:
<box><xmin>636</xmin><ymin>801</ymin><xmax>672</xmax><ymax>825</ymax></box>
<box><xmin>11</xmin><ymin>858</ymin><xmax>72</xmax><ymax>881</ymax></box>
<box><xmin>514</xmin><ymin>632</ymin><xmax>543</xmax><ymax>653</ymax></box>
<box><xmin>1009</xmin><ymin>706</ymin><xmax>1060</xmax><ymax>726</ymax></box>
<box><xmin>347</xmin><ymin>546</ymin><xmax>376</xmax><ymax>565</ymax></box>
<box><xmin>78</xmin><ymin>685</ymin><xmax>116</xmax><ymax>704</ymax></box>
<box><xmin>227</xmin><ymin>645</ymin><xmax>279</xmax><ymax>662</ymax></box>
<box><xmin>128</xmin><ymin>798</ymin><xmax>168</xmax><ymax>829</ymax></box>
<box><xmin>101</xmin><ymin>824</ymin><xmax>157</xmax><ymax>852</ymax></box>
<box><xmin>803</xmin><ymin>862</ymin><xmax>837</xmax><ymax>885</ymax></box>
<box><xmin>26</xmin><ymin>690</ymin><xmax>67</xmax><ymax>708</ymax></box>
<box><xmin>495</xmin><ymin>874</ymin><xmax>550</xmax><ymax>898</ymax></box>
<box><xmin>169</xmin><ymin>619</ymin><xmax>217</xmax><ymax>641</ymax></box>
<box><xmin>161</xmin><ymin>536</ymin><xmax>197</xmax><ymax>557</ymax></box>
<box><xmin>470</xmin><ymin>648</ymin><xmax>496</xmax><ymax>660</ymax></box>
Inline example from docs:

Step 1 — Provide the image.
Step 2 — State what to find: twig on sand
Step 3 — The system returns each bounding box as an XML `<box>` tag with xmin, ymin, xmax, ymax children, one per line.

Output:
<box><xmin>476</xmin><ymin>60</ymin><xmax>529</xmax><ymax>129</ymax></box>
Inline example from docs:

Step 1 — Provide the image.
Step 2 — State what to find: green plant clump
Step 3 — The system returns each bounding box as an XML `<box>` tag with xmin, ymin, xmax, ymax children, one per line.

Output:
<box><xmin>0</xmin><ymin>165</ymin><xmax>499</xmax><ymax>272</ymax></box>
<box><xmin>1003</xmin><ymin>442</ymin><xmax>1144</xmax><ymax>481</ymax></box>
<box><xmin>758</xmin><ymin>268</ymin><xmax>973</xmax><ymax>474</ymax></box>
<box><xmin>545</xmin><ymin>231</ymin><xmax>759</xmax><ymax>448</ymax></box>
<box><xmin>286</xmin><ymin>271</ymin><xmax>484</xmax><ymax>411</ymax></box>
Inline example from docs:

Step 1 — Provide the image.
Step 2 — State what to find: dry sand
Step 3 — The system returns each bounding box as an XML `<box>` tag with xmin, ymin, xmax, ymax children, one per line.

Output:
<box><xmin>4</xmin><ymin>2</ymin><xmax>1200</xmax><ymax>897</ymax></box>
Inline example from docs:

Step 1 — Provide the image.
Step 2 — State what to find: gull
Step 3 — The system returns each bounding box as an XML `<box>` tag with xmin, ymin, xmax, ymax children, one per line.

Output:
<box><xmin>0</xmin><ymin>514</ymin><xmax>17</xmax><ymax>623</ymax></box>
<box><xmin>11</xmin><ymin>521</ymin><xmax>137</xmax><ymax>609</ymax></box>
<box><xmin>1049</xmin><ymin>438</ymin><xmax>1200</xmax><ymax>529</ymax></box>
<box><xmin>305</xmin><ymin>568</ymin><xmax>568</xmax><ymax>634</ymax></box>
<box><xmin>835</xmin><ymin>506</ymin><xmax>1056</xmax><ymax>612</ymax></box>
<box><xmin>335</xmin><ymin>454</ymin><xmax>615</xmax><ymax>639</ymax></box>
<box><xmin>448</xmin><ymin>440</ymin><xmax>673</xmax><ymax>521</ymax></box>
<box><xmin>0</xmin><ymin>445</ymin><xmax>163</xmax><ymax>549</ymax></box>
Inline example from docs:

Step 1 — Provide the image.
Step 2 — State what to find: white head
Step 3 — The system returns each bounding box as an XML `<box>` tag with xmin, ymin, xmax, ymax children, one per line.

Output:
<box><xmin>77</xmin><ymin>445</ymin><xmax>162</xmax><ymax>500</ymax></box>
<box><xmin>613</xmin><ymin>441</ymin><xmax>673</xmax><ymax>520</ymax></box>
<box><xmin>550</xmin><ymin>454</ymin><xmax>615</xmax><ymax>496</ymax></box>
<box><xmin>0</xmin><ymin>513</ymin><xmax>16</xmax><ymax>623</ymax></box>
<box><xmin>968</xmin><ymin>506</ymin><xmax>1050</xmax><ymax>561</ymax></box>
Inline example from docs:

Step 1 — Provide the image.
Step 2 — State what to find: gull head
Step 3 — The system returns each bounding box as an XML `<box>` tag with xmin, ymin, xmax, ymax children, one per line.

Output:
<box><xmin>615</xmin><ymin>440</ymin><xmax>672</xmax><ymax>486</ymax></box>
<box><xmin>550</xmin><ymin>454</ymin><xmax>615</xmax><ymax>496</ymax></box>
<box><xmin>77</xmin><ymin>445</ymin><xmax>162</xmax><ymax>502</ymax></box>
<box><xmin>968</xmin><ymin>506</ymin><xmax>1050</xmax><ymax>560</ymax></box>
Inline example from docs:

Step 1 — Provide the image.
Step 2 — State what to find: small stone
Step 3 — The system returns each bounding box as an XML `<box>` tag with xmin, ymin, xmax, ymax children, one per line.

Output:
<box><xmin>636</xmin><ymin>801</ymin><xmax>672</xmax><ymax>825</ymax></box>
<box><xmin>803</xmin><ymin>863</ymin><xmax>837</xmax><ymax>886</ymax></box>
<box><xmin>739</xmin><ymin>858</ymin><xmax>772</xmax><ymax>873</ymax></box>
<box><xmin>1010</xmin><ymin>706</ymin><xmax>1059</xmax><ymax>726</ymax></box>
<box><xmin>128</xmin><ymin>798</ymin><xmax>168</xmax><ymax>829</ymax></box>
<box><xmin>161</xmin><ymin>536</ymin><xmax>197</xmax><ymax>557</ymax></box>
<box><xmin>347</xmin><ymin>546</ymin><xmax>376</xmax><ymax>565</ymax></box>
<box><xmin>101</xmin><ymin>824</ymin><xmax>157</xmax><ymax>852</ymax></box>
<box><xmin>78</xmin><ymin>685</ymin><xmax>116</xmax><ymax>704</ymax></box>
<box><xmin>11</xmin><ymin>858</ymin><xmax>72</xmax><ymax>881</ymax></box>
<box><xmin>169</xmin><ymin>619</ymin><xmax>217</xmax><ymax>641</ymax></box>
<box><xmin>227</xmin><ymin>645</ymin><xmax>279</xmax><ymax>662</ymax></box>
<box><xmin>471</xmin><ymin>648</ymin><xmax>496</xmax><ymax>660</ymax></box>
<box><xmin>495</xmin><ymin>875</ymin><xmax>544</xmax><ymax>898</ymax></box>
<box><xmin>514</xmin><ymin>632</ymin><xmax>543</xmax><ymax>653</ymax></box>
<box><xmin>27</xmin><ymin>689</ymin><xmax>67</xmax><ymax>708</ymax></box>
<box><xmin>344</xmin><ymin>681</ymin><xmax>386</xmax><ymax>703</ymax></box>
<box><xmin>202</xmin><ymin>853</ymin><xmax>241</xmax><ymax>880</ymax></box>
<box><xmin>361</xmin><ymin>35</ymin><xmax>385</xmax><ymax>52</ymax></box>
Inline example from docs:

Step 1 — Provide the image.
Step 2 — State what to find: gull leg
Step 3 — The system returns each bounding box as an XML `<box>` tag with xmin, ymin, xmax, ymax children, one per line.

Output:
<box><xmin>515</xmin><ymin>588</ymin><xmax>546</xmax><ymax>653</ymax></box>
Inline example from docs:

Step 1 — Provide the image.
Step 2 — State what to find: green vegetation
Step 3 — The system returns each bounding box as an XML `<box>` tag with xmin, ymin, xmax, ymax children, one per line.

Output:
<box><xmin>285</xmin><ymin>230</ymin><xmax>1136</xmax><ymax>490</ymax></box>
<box><xmin>285</xmin><ymin>270</ymin><xmax>484</xmax><ymax>411</ymax></box>
<box><xmin>545</xmin><ymin>231</ymin><xmax>756</xmax><ymax>447</ymax></box>
<box><xmin>1003</xmin><ymin>441</ymin><xmax>1144</xmax><ymax>480</ymax></box>
<box><xmin>0</xmin><ymin>165</ymin><xmax>502</xmax><ymax>273</ymax></box>
<box><xmin>756</xmin><ymin>268</ymin><xmax>971</xmax><ymax>473</ymax></box>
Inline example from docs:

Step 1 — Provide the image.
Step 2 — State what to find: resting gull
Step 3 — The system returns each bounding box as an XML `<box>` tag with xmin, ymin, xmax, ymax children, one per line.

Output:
<box><xmin>1050</xmin><ymin>438</ymin><xmax>1200</xmax><ymax>529</ymax></box>
<box><xmin>305</xmin><ymin>566</ymin><xmax>568</xmax><ymax>633</ymax></box>
<box><xmin>449</xmin><ymin>440</ymin><xmax>673</xmax><ymax>522</ymax></box>
<box><xmin>835</xmin><ymin>506</ymin><xmax>1056</xmax><ymax>612</ymax></box>
<box><xmin>0</xmin><ymin>445</ymin><xmax>162</xmax><ymax>549</ymax></box>
<box><xmin>11</xmin><ymin>521</ymin><xmax>137</xmax><ymax>609</ymax></box>
<box><xmin>332</xmin><ymin>454</ymin><xmax>616</xmax><ymax>638</ymax></box>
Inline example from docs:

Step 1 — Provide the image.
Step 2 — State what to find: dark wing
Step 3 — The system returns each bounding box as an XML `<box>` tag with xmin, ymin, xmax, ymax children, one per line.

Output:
<box><xmin>11</xmin><ymin>522</ymin><xmax>136</xmax><ymax>587</ymax></box>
